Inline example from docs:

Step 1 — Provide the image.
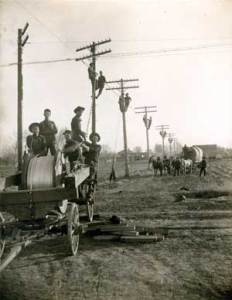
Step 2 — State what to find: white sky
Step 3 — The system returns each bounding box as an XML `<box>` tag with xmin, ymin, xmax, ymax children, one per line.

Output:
<box><xmin>0</xmin><ymin>0</ymin><xmax>232</xmax><ymax>153</ymax></box>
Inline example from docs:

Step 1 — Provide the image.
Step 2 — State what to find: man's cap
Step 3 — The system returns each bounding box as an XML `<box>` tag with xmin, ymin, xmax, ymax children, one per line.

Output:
<box><xmin>89</xmin><ymin>132</ymin><xmax>101</xmax><ymax>142</ymax></box>
<box><xmin>63</xmin><ymin>129</ymin><xmax>72</xmax><ymax>135</ymax></box>
<box><xmin>44</xmin><ymin>108</ymin><xmax>51</xmax><ymax>113</ymax></box>
<box><xmin>74</xmin><ymin>106</ymin><xmax>85</xmax><ymax>113</ymax></box>
<box><xmin>29</xmin><ymin>122</ymin><xmax>40</xmax><ymax>132</ymax></box>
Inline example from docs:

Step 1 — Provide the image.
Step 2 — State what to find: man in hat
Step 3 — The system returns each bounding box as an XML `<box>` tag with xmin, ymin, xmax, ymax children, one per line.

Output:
<box><xmin>88</xmin><ymin>62</ymin><xmax>96</xmax><ymax>86</ymax></box>
<box><xmin>26</xmin><ymin>123</ymin><xmax>47</xmax><ymax>156</ymax></box>
<box><xmin>39</xmin><ymin>109</ymin><xmax>58</xmax><ymax>156</ymax></box>
<box><xmin>124</xmin><ymin>93</ymin><xmax>131</xmax><ymax>111</ymax></box>
<box><xmin>199</xmin><ymin>156</ymin><xmax>207</xmax><ymax>177</ymax></box>
<box><xmin>62</xmin><ymin>130</ymin><xmax>83</xmax><ymax>170</ymax></box>
<box><xmin>83</xmin><ymin>132</ymin><xmax>101</xmax><ymax>165</ymax></box>
<box><xmin>96</xmin><ymin>71</ymin><xmax>106</xmax><ymax>99</ymax></box>
<box><xmin>71</xmin><ymin>106</ymin><xmax>86</xmax><ymax>142</ymax></box>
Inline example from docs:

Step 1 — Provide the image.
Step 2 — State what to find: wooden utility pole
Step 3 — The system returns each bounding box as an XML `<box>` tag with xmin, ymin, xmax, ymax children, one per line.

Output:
<box><xmin>75</xmin><ymin>39</ymin><xmax>111</xmax><ymax>142</ymax></box>
<box><xmin>106</xmin><ymin>79</ymin><xmax>139</xmax><ymax>177</ymax></box>
<box><xmin>168</xmin><ymin>133</ymin><xmax>174</xmax><ymax>157</ymax></box>
<box><xmin>17</xmin><ymin>23</ymin><xmax>29</xmax><ymax>171</ymax></box>
<box><xmin>135</xmin><ymin>106</ymin><xmax>157</xmax><ymax>159</ymax></box>
<box><xmin>155</xmin><ymin>125</ymin><xmax>170</xmax><ymax>158</ymax></box>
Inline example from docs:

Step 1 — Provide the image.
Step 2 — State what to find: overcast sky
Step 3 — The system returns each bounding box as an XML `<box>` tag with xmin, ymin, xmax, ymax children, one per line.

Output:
<box><xmin>0</xmin><ymin>0</ymin><xmax>232</xmax><ymax>154</ymax></box>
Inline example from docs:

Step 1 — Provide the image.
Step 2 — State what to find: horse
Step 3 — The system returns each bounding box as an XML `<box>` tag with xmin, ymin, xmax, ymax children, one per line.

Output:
<box><xmin>163</xmin><ymin>158</ymin><xmax>171</xmax><ymax>175</ymax></box>
<box><xmin>180</xmin><ymin>158</ymin><xmax>193</xmax><ymax>174</ymax></box>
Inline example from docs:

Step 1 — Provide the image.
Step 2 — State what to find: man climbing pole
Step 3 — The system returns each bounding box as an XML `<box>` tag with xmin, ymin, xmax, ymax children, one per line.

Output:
<box><xmin>88</xmin><ymin>62</ymin><xmax>96</xmax><ymax>86</ymax></box>
<box><xmin>96</xmin><ymin>71</ymin><xmax>106</xmax><ymax>99</ymax></box>
<box><xmin>118</xmin><ymin>93</ymin><xmax>125</xmax><ymax>112</ymax></box>
<box><xmin>124</xmin><ymin>93</ymin><xmax>131</xmax><ymax>111</ymax></box>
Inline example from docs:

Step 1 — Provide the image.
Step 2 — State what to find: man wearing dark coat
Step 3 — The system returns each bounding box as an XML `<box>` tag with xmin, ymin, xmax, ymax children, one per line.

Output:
<box><xmin>39</xmin><ymin>108</ymin><xmax>58</xmax><ymax>155</ymax></box>
<box><xmin>96</xmin><ymin>71</ymin><xmax>106</xmax><ymax>99</ymax></box>
<box><xmin>71</xmin><ymin>106</ymin><xmax>86</xmax><ymax>142</ymax></box>
<box><xmin>199</xmin><ymin>156</ymin><xmax>207</xmax><ymax>177</ymax></box>
<box><xmin>62</xmin><ymin>130</ymin><xmax>83</xmax><ymax>170</ymax></box>
<box><xmin>26</xmin><ymin>123</ymin><xmax>47</xmax><ymax>156</ymax></box>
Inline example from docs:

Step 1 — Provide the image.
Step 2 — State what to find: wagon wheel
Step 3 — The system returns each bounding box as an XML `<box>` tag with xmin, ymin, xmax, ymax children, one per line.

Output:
<box><xmin>82</xmin><ymin>180</ymin><xmax>96</xmax><ymax>222</ymax></box>
<box><xmin>67</xmin><ymin>203</ymin><xmax>80</xmax><ymax>256</ymax></box>
<box><xmin>0</xmin><ymin>212</ymin><xmax>6</xmax><ymax>259</ymax></box>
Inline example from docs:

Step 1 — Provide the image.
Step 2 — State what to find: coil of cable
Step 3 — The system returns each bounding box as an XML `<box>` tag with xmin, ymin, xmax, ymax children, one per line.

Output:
<box><xmin>27</xmin><ymin>156</ymin><xmax>60</xmax><ymax>190</ymax></box>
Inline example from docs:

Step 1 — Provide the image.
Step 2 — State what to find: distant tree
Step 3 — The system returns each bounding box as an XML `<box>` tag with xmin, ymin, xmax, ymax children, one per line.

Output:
<box><xmin>154</xmin><ymin>144</ymin><xmax>162</xmax><ymax>154</ymax></box>
<box><xmin>133</xmin><ymin>146</ymin><xmax>142</xmax><ymax>153</ymax></box>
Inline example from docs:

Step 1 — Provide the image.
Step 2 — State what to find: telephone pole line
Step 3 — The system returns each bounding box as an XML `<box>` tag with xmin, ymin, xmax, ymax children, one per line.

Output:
<box><xmin>155</xmin><ymin>125</ymin><xmax>170</xmax><ymax>158</ymax></box>
<box><xmin>106</xmin><ymin>79</ymin><xmax>139</xmax><ymax>177</ymax></box>
<box><xmin>76</xmin><ymin>39</ymin><xmax>111</xmax><ymax>141</ymax></box>
<box><xmin>135</xmin><ymin>106</ymin><xmax>157</xmax><ymax>159</ymax></box>
<box><xmin>17</xmin><ymin>22</ymin><xmax>29</xmax><ymax>171</ymax></box>
<box><xmin>168</xmin><ymin>133</ymin><xmax>174</xmax><ymax>157</ymax></box>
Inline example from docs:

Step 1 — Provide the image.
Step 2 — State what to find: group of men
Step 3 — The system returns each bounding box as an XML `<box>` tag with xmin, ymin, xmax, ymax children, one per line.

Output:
<box><xmin>26</xmin><ymin>106</ymin><xmax>101</xmax><ymax>171</ymax></box>
<box><xmin>149</xmin><ymin>155</ymin><xmax>207</xmax><ymax>177</ymax></box>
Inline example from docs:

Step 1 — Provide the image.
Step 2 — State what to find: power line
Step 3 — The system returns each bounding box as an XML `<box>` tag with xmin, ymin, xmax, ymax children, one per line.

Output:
<box><xmin>106</xmin><ymin>43</ymin><xmax>232</xmax><ymax>58</ymax></box>
<box><xmin>1</xmin><ymin>42</ymin><xmax>232</xmax><ymax>68</ymax></box>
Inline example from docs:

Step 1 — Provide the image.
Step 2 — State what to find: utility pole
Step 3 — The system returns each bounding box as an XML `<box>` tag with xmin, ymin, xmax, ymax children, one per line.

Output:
<box><xmin>173</xmin><ymin>138</ymin><xmax>177</xmax><ymax>155</ymax></box>
<box><xmin>168</xmin><ymin>133</ymin><xmax>174</xmax><ymax>157</ymax></box>
<box><xmin>75</xmin><ymin>39</ymin><xmax>111</xmax><ymax>142</ymax></box>
<box><xmin>155</xmin><ymin>125</ymin><xmax>170</xmax><ymax>158</ymax></box>
<box><xmin>106</xmin><ymin>79</ymin><xmax>139</xmax><ymax>177</ymax></box>
<box><xmin>17</xmin><ymin>22</ymin><xmax>29</xmax><ymax>172</ymax></box>
<box><xmin>135</xmin><ymin>106</ymin><xmax>157</xmax><ymax>159</ymax></box>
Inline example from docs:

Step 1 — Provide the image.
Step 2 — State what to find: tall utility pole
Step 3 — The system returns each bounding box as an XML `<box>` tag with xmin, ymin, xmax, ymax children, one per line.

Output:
<box><xmin>17</xmin><ymin>22</ymin><xmax>29</xmax><ymax>171</ymax></box>
<box><xmin>135</xmin><ymin>106</ymin><xmax>157</xmax><ymax>159</ymax></box>
<box><xmin>155</xmin><ymin>125</ymin><xmax>170</xmax><ymax>158</ymax></box>
<box><xmin>168</xmin><ymin>133</ymin><xmax>174</xmax><ymax>157</ymax></box>
<box><xmin>75</xmin><ymin>39</ymin><xmax>111</xmax><ymax>141</ymax></box>
<box><xmin>106</xmin><ymin>79</ymin><xmax>139</xmax><ymax>177</ymax></box>
<box><xmin>173</xmin><ymin>138</ymin><xmax>177</xmax><ymax>155</ymax></box>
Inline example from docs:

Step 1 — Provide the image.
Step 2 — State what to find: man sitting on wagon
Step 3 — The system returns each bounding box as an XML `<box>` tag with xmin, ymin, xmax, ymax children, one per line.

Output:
<box><xmin>62</xmin><ymin>130</ymin><xmax>84</xmax><ymax>172</ymax></box>
<box><xmin>26</xmin><ymin>122</ymin><xmax>47</xmax><ymax>157</ymax></box>
<box><xmin>83</xmin><ymin>132</ymin><xmax>101</xmax><ymax>178</ymax></box>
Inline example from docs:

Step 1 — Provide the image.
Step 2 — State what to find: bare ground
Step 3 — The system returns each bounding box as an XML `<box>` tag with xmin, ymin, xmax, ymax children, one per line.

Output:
<box><xmin>1</xmin><ymin>159</ymin><xmax>232</xmax><ymax>300</ymax></box>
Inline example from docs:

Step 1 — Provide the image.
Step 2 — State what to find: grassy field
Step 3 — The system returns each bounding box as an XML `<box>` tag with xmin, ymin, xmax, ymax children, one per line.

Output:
<box><xmin>1</xmin><ymin>159</ymin><xmax>232</xmax><ymax>300</ymax></box>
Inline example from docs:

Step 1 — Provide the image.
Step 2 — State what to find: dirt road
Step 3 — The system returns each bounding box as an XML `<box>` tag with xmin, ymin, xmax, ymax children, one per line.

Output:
<box><xmin>1</xmin><ymin>159</ymin><xmax>232</xmax><ymax>300</ymax></box>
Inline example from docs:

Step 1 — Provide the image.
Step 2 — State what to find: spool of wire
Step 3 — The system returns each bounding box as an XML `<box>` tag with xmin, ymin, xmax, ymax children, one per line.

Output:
<box><xmin>27</xmin><ymin>156</ymin><xmax>62</xmax><ymax>190</ymax></box>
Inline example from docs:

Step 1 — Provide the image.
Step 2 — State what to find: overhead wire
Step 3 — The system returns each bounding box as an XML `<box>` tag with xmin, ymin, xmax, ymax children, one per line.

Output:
<box><xmin>1</xmin><ymin>42</ymin><xmax>232</xmax><ymax>68</ymax></box>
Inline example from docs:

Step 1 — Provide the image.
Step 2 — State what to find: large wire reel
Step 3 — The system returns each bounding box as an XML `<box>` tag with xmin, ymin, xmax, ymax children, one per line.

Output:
<box><xmin>26</xmin><ymin>155</ymin><xmax>62</xmax><ymax>190</ymax></box>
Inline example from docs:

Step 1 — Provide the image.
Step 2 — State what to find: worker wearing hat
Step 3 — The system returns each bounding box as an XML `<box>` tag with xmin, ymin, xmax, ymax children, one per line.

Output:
<box><xmin>71</xmin><ymin>106</ymin><xmax>86</xmax><ymax>142</ymax></box>
<box><xmin>83</xmin><ymin>132</ymin><xmax>101</xmax><ymax>166</ymax></box>
<box><xmin>39</xmin><ymin>109</ymin><xmax>58</xmax><ymax>156</ymax></box>
<box><xmin>62</xmin><ymin>129</ymin><xmax>83</xmax><ymax>170</ymax></box>
<box><xmin>26</xmin><ymin>123</ymin><xmax>47</xmax><ymax>156</ymax></box>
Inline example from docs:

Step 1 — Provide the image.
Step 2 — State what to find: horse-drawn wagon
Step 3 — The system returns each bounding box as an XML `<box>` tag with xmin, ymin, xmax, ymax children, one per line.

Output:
<box><xmin>0</xmin><ymin>153</ymin><xmax>97</xmax><ymax>272</ymax></box>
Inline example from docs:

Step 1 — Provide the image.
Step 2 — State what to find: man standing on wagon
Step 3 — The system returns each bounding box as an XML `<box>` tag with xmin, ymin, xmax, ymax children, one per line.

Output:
<box><xmin>26</xmin><ymin>123</ymin><xmax>47</xmax><ymax>157</ymax></box>
<box><xmin>71</xmin><ymin>106</ymin><xmax>86</xmax><ymax>142</ymax></box>
<box><xmin>39</xmin><ymin>108</ymin><xmax>58</xmax><ymax>156</ymax></box>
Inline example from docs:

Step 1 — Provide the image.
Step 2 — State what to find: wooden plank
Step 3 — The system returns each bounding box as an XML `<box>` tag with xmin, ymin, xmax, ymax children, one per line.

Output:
<box><xmin>93</xmin><ymin>235</ymin><xmax>120</xmax><ymax>241</ymax></box>
<box><xmin>66</xmin><ymin>166</ymin><xmax>90</xmax><ymax>188</ymax></box>
<box><xmin>113</xmin><ymin>231</ymin><xmax>139</xmax><ymax>236</ymax></box>
<box><xmin>120</xmin><ymin>235</ymin><xmax>164</xmax><ymax>242</ymax></box>
<box><xmin>94</xmin><ymin>225</ymin><xmax>136</xmax><ymax>232</ymax></box>
<box><xmin>2</xmin><ymin>173</ymin><xmax>22</xmax><ymax>189</ymax></box>
<box><xmin>0</xmin><ymin>187</ymin><xmax>77</xmax><ymax>206</ymax></box>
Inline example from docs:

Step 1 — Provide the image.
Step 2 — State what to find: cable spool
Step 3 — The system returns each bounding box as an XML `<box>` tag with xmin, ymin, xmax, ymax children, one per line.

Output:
<box><xmin>26</xmin><ymin>155</ymin><xmax>62</xmax><ymax>190</ymax></box>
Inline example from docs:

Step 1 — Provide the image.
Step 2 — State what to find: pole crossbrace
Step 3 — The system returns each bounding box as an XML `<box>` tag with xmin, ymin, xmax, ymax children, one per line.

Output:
<box><xmin>106</xmin><ymin>85</ymin><xmax>139</xmax><ymax>91</ymax></box>
<box><xmin>76</xmin><ymin>38</ymin><xmax>111</xmax><ymax>52</ymax></box>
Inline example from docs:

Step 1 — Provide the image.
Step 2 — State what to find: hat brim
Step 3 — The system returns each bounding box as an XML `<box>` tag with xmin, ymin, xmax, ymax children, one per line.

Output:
<box><xmin>63</xmin><ymin>130</ymin><xmax>72</xmax><ymax>135</ymax></box>
<box><xmin>89</xmin><ymin>133</ymin><xmax>100</xmax><ymax>142</ymax></box>
<box><xmin>29</xmin><ymin>122</ymin><xmax>40</xmax><ymax>132</ymax></box>
<box><xmin>74</xmin><ymin>107</ymin><xmax>85</xmax><ymax>113</ymax></box>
